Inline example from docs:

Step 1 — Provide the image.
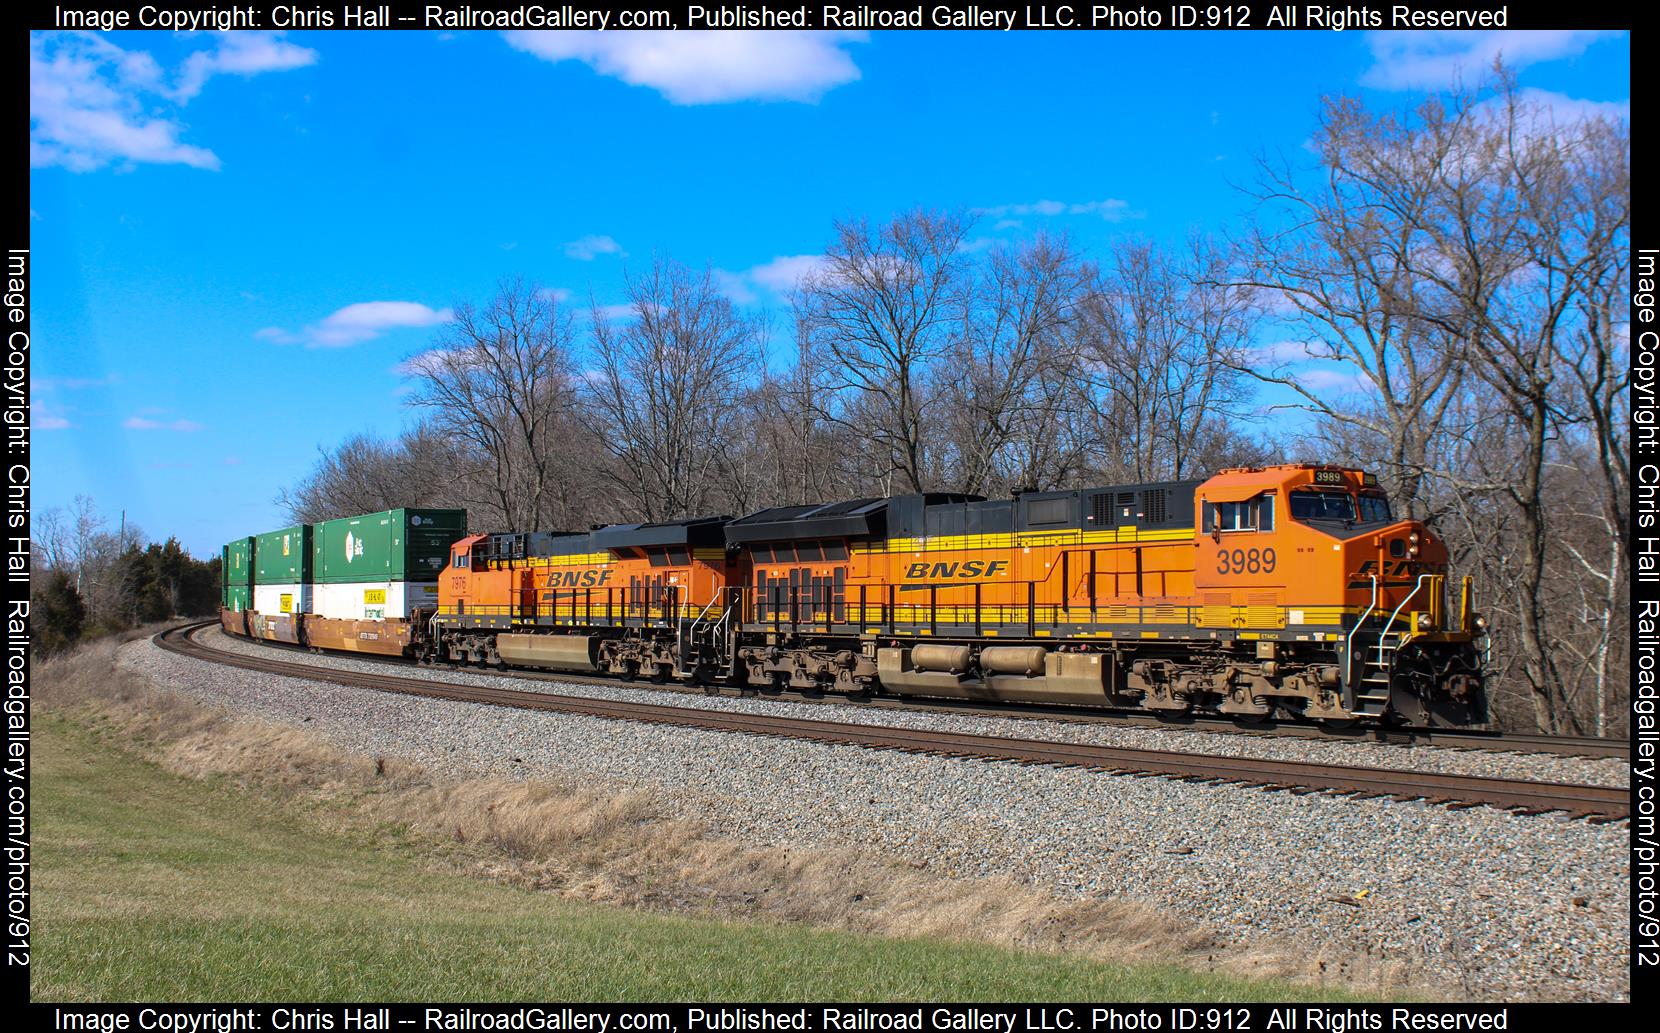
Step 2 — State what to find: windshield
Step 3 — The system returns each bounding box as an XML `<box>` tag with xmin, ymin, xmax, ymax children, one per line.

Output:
<box><xmin>1289</xmin><ymin>490</ymin><xmax>1356</xmax><ymax>522</ymax></box>
<box><xmin>1357</xmin><ymin>493</ymin><xmax>1394</xmax><ymax>523</ymax></box>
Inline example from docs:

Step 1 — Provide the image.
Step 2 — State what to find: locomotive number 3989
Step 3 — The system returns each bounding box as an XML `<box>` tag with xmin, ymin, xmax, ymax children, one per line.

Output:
<box><xmin>1216</xmin><ymin>547</ymin><xmax>1276</xmax><ymax>575</ymax></box>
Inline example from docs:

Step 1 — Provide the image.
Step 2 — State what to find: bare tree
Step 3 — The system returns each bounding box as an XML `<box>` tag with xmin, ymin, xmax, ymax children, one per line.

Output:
<box><xmin>405</xmin><ymin>279</ymin><xmax>585</xmax><ymax>532</ymax></box>
<box><xmin>797</xmin><ymin>210</ymin><xmax>973</xmax><ymax>494</ymax></box>
<box><xmin>937</xmin><ymin>233</ymin><xmax>1091</xmax><ymax>495</ymax></box>
<box><xmin>1234</xmin><ymin>101</ymin><xmax>1474</xmax><ymax>515</ymax></box>
<box><xmin>1404</xmin><ymin>82</ymin><xmax>1630</xmax><ymax>732</ymax></box>
<box><xmin>279</xmin><ymin>422</ymin><xmax>465</xmax><ymax>525</ymax></box>
<box><xmin>738</xmin><ymin>326</ymin><xmax>862</xmax><ymax>509</ymax></box>
<box><xmin>1236</xmin><ymin>73</ymin><xmax>1630</xmax><ymax>732</ymax></box>
<box><xmin>1075</xmin><ymin>237</ymin><xmax>1255</xmax><ymax>483</ymax></box>
<box><xmin>588</xmin><ymin>258</ymin><xmax>757</xmax><ymax>521</ymax></box>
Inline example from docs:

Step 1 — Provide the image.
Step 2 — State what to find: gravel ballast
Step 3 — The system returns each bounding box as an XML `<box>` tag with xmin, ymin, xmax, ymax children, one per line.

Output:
<box><xmin>198</xmin><ymin>628</ymin><xmax>1629</xmax><ymax>789</ymax></box>
<box><xmin>119</xmin><ymin>632</ymin><xmax>1632</xmax><ymax>1001</ymax></box>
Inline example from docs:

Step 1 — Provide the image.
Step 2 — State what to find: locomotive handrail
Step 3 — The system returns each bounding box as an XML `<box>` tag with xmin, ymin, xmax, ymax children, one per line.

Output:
<box><xmin>1344</xmin><ymin>573</ymin><xmax>1380</xmax><ymax>681</ymax></box>
<box><xmin>685</xmin><ymin>592</ymin><xmax>721</xmax><ymax>638</ymax></box>
<box><xmin>1379</xmin><ymin>573</ymin><xmax>1430</xmax><ymax>645</ymax></box>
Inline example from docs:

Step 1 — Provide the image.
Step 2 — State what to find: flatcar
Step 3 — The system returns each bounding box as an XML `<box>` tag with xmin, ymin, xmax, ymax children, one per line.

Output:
<box><xmin>221</xmin><ymin>464</ymin><xmax>1489</xmax><ymax>728</ymax></box>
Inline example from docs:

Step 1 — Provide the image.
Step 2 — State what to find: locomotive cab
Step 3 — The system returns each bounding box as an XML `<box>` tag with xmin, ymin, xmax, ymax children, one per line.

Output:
<box><xmin>1196</xmin><ymin>466</ymin><xmax>1485</xmax><ymax>726</ymax></box>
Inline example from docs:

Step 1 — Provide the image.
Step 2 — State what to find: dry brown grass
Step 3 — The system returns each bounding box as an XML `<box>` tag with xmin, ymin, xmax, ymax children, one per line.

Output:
<box><xmin>36</xmin><ymin>628</ymin><xmax>1434</xmax><ymax>997</ymax></box>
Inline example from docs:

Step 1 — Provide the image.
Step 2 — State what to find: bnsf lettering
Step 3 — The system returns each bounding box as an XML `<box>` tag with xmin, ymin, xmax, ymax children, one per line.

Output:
<box><xmin>903</xmin><ymin>560</ymin><xmax>1008</xmax><ymax>580</ymax></box>
<box><xmin>1354</xmin><ymin>560</ymin><xmax>1445</xmax><ymax>578</ymax></box>
<box><xmin>546</xmin><ymin>569</ymin><xmax>612</xmax><ymax>588</ymax></box>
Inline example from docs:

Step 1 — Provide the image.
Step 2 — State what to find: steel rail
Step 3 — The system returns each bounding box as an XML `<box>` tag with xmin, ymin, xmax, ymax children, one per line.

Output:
<box><xmin>157</xmin><ymin>622</ymin><xmax>1629</xmax><ymax>821</ymax></box>
<box><xmin>185</xmin><ymin>622</ymin><xmax>1629</xmax><ymax>760</ymax></box>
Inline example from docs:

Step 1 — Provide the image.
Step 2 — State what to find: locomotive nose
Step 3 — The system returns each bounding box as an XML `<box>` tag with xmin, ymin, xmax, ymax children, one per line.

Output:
<box><xmin>1342</xmin><ymin>520</ymin><xmax>1448</xmax><ymax>586</ymax></box>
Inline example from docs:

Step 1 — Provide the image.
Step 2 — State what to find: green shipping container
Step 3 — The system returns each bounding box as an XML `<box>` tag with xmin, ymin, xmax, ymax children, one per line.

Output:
<box><xmin>311</xmin><ymin>508</ymin><xmax>467</xmax><ymax>584</ymax></box>
<box><xmin>254</xmin><ymin>525</ymin><xmax>312</xmax><ymax>585</ymax></box>
<box><xmin>224</xmin><ymin>537</ymin><xmax>254</xmax><ymax>587</ymax></box>
<box><xmin>221</xmin><ymin>537</ymin><xmax>255</xmax><ymax>610</ymax></box>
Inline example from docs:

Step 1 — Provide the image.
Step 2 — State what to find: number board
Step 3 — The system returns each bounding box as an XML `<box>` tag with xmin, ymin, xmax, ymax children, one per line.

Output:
<box><xmin>1312</xmin><ymin>470</ymin><xmax>1347</xmax><ymax>485</ymax></box>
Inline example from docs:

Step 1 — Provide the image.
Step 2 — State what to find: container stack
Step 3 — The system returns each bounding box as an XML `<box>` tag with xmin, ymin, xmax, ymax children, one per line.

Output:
<box><xmin>310</xmin><ymin>508</ymin><xmax>467</xmax><ymax>620</ymax></box>
<box><xmin>251</xmin><ymin>524</ymin><xmax>312</xmax><ymax>643</ymax></box>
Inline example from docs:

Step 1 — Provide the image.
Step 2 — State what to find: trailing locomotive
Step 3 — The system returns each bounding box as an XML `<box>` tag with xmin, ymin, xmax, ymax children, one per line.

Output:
<box><xmin>221</xmin><ymin>464</ymin><xmax>1489</xmax><ymax>728</ymax></box>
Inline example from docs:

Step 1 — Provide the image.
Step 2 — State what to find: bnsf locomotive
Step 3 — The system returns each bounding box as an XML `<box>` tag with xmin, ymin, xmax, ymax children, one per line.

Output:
<box><xmin>222</xmin><ymin>465</ymin><xmax>1489</xmax><ymax>727</ymax></box>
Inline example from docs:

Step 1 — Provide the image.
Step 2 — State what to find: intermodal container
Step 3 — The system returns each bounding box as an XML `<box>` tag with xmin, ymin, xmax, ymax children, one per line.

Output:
<box><xmin>222</xmin><ymin>536</ymin><xmax>254</xmax><ymax>611</ymax></box>
<box><xmin>309</xmin><ymin>509</ymin><xmax>466</xmax><ymax>620</ymax></box>
<box><xmin>252</xmin><ymin>525</ymin><xmax>312</xmax><ymax>615</ymax></box>
<box><xmin>254</xmin><ymin>525</ymin><xmax>312</xmax><ymax>584</ymax></box>
<box><xmin>311</xmin><ymin>508</ymin><xmax>467</xmax><ymax>584</ymax></box>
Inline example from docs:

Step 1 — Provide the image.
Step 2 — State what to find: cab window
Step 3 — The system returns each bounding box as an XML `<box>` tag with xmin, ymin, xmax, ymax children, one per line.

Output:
<box><xmin>1357</xmin><ymin>493</ymin><xmax>1393</xmax><ymax>523</ymax></box>
<box><xmin>1290</xmin><ymin>490</ymin><xmax>1356</xmax><ymax>522</ymax></box>
<box><xmin>1204</xmin><ymin>494</ymin><xmax>1274</xmax><ymax>532</ymax></box>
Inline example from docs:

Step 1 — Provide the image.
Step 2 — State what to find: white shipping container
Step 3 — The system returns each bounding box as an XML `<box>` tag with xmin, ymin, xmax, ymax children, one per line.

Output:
<box><xmin>311</xmin><ymin>580</ymin><xmax>440</xmax><ymax>621</ymax></box>
<box><xmin>253</xmin><ymin>583</ymin><xmax>312</xmax><ymax>617</ymax></box>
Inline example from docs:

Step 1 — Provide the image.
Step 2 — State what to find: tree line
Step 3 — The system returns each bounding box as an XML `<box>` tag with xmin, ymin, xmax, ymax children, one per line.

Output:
<box><xmin>279</xmin><ymin>74</ymin><xmax>1628</xmax><ymax>736</ymax></box>
<box><xmin>31</xmin><ymin>496</ymin><xmax>222</xmax><ymax>655</ymax></box>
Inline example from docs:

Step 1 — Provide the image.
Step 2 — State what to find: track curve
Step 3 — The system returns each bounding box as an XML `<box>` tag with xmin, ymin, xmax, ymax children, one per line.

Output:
<box><xmin>156</xmin><ymin>622</ymin><xmax>1629</xmax><ymax>821</ymax></box>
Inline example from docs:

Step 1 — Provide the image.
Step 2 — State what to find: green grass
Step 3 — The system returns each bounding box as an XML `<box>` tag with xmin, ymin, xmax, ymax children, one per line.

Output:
<box><xmin>33</xmin><ymin>714</ymin><xmax>1350</xmax><ymax>1002</ymax></box>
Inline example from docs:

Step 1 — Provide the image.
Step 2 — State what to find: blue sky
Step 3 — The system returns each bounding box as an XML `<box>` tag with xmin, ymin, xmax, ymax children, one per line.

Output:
<box><xmin>29</xmin><ymin>28</ymin><xmax>1630</xmax><ymax>557</ymax></box>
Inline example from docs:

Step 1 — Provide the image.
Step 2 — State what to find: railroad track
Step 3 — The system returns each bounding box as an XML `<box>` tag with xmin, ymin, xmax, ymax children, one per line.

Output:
<box><xmin>157</xmin><ymin>622</ymin><xmax>1630</xmax><ymax>821</ymax></box>
<box><xmin>184</xmin><ymin>622</ymin><xmax>1627</xmax><ymax>761</ymax></box>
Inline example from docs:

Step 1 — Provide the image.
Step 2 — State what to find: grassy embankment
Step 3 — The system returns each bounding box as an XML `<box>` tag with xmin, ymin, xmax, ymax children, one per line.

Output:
<box><xmin>32</xmin><ymin>633</ymin><xmax>1379</xmax><ymax>1002</ymax></box>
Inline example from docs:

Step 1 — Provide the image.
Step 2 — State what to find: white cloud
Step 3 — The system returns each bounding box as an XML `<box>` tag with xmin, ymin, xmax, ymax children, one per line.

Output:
<box><xmin>32</xmin><ymin>403</ymin><xmax>71</xmax><ymax>430</ymax></box>
<box><xmin>564</xmin><ymin>235</ymin><xmax>625</xmax><ymax>261</ymax></box>
<box><xmin>124</xmin><ymin>416</ymin><xmax>205</xmax><ymax>432</ymax></box>
<box><xmin>1290</xmin><ymin>366</ymin><xmax>1373</xmax><ymax>395</ymax></box>
<box><xmin>31</xmin><ymin>35</ymin><xmax>218</xmax><ymax>171</ymax></box>
<box><xmin>747</xmin><ymin>254</ymin><xmax>829</xmax><ymax>293</ymax></box>
<box><xmin>1361</xmin><ymin>30</ymin><xmax>1623</xmax><ymax>91</ymax></box>
<box><xmin>175</xmin><ymin>32</ymin><xmax>318</xmax><ymax>101</ymax></box>
<box><xmin>539</xmin><ymin>286</ymin><xmax>575</xmax><ymax>304</ymax></box>
<box><xmin>712</xmin><ymin>270</ymin><xmax>758</xmax><ymax>306</ymax></box>
<box><xmin>1245</xmin><ymin>340</ymin><xmax>1317</xmax><ymax>366</ymax></box>
<box><xmin>1496</xmin><ymin>87</ymin><xmax>1630</xmax><ymax>125</ymax></box>
<box><xmin>504</xmin><ymin>30</ymin><xmax>864</xmax><ymax>104</ymax></box>
<box><xmin>30</xmin><ymin>32</ymin><xmax>315</xmax><ymax>172</ymax></box>
<box><xmin>591</xmin><ymin>302</ymin><xmax>639</xmax><ymax>322</ymax></box>
<box><xmin>34</xmin><ymin>372</ymin><xmax>118</xmax><ymax>391</ymax></box>
<box><xmin>260</xmin><ymin>301</ymin><xmax>453</xmax><ymax>348</ymax></box>
<box><xmin>712</xmin><ymin>254</ymin><xmax>830</xmax><ymax>305</ymax></box>
<box><xmin>975</xmin><ymin>199</ymin><xmax>1141</xmax><ymax>222</ymax></box>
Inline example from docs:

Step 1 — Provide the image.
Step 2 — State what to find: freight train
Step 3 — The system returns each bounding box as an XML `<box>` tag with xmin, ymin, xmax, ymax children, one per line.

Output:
<box><xmin>221</xmin><ymin>464</ymin><xmax>1490</xmax><ymax>727</ymax></box>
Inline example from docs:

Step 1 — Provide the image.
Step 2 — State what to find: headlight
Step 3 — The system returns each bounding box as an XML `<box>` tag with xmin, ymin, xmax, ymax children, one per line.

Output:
<box><xmin>1409</xmin><ymin>531</ymin><xmax>1421</xmax><ymax>544</ymax></box>
<box><xmin>1417</xmin><ymin>613</ymin><xmax>1433</xmax><ymax>630</ymax></box>
<box><xmin>1407</xmin><ymin>545</ymin><xmax>1419</xmax><ymax>557</ymax></box>
<box><xmin>1473</xmin><ymin>613</ymin><xmax>1488</xmax><ymax>631</ymax></box>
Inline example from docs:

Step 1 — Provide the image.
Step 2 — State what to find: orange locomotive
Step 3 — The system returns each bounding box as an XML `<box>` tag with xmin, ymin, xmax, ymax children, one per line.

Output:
<box><xmin>430</xmin><ymin>464</ymin><xmax>1487</xmax><ymax>727</ymax></box>
<box><xmin>432</xmin><ymin>518</ymin><xmax>741</xmax><ymax>681</ymax></box>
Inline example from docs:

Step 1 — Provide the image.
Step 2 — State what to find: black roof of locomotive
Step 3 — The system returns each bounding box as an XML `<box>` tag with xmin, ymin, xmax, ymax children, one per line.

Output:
<box><xmin>592</xmin><ymin>516</ymin><xmax>729</xmax><ymax>550</ymax></box>
<box><xmin>726</xmin><ymin>480</ymin><xmax>1202</xmax><ymax>546</ymax></box>
<box><xmin>725</xmin><ymin>497</ymin><xmax>889</xmax><ymax>543</ymax></box>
